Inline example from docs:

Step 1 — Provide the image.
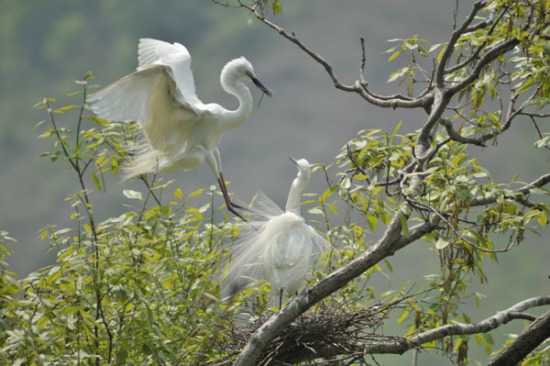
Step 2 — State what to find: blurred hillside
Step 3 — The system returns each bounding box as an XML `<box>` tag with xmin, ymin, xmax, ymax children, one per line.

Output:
<box><xmin>0</xmin><ymin>1</ymin><xmax>548</xmax><ymax>364</ymax></box>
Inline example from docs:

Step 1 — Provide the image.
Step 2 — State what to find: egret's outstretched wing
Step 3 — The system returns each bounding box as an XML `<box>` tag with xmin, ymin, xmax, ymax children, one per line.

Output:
<box><xmin>88</xmin><ymin>65</ymin><xmax>165</xmax><ymax>123</ymax></box>
<box><xmin>137</xmin><ymin>38</ymin><xmax>203</xmax><ymax>111</ymax></box>
<box><xmin>88</xmin><ymin>38</ymin><xmax>206</xmax><ymax>124</ymax></box>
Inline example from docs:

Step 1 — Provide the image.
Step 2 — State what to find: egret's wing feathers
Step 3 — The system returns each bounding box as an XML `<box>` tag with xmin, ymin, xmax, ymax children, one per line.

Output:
<box><xmin>88</xmin><ymin>65</ymin><xmax>165</xmax><ymax>123</ymax></box>
<box><xmin>138</xmin><ymin>38</ymin><xmax>203</xmax><ymax>112</ymax></box>
<box><xmin>222</xmin><ymin>190</ymin><xmax>282</xmax><ymax>295</ymax></box>
<box><xmin>137</xmin><ymin>38</ymin><xmax>173</xmax><ymax>67</ymax></box>
<box><xmin>222</xmin><ymin>222</ymin><xmax>267</xmax><ymax>297</ymax></box>
<box><xmin>249</xmin><ymin>191</ymin><xmax>285</xmax><ymax>220</ymax></box>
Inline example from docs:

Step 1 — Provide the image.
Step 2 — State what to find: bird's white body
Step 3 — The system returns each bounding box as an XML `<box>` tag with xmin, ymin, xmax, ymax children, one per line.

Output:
<box><xmin>88</xmin><ymin>39</ymin><xmax>271</xmax><ymax>217</ymax></box>
<box><xmin>260</xmin><ymin>211</ymin><xmax>314</xmax><ymax>296</ymax></box>
<box><xmin>224</xmin><ymin>159</ymin><xmax>329</xmax><ymax>304</ymax></box>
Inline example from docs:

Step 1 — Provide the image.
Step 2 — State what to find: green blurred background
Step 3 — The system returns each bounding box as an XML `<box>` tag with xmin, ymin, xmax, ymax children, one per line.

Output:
<box><xmin>0</xmin><ymin>1</ymin><xmax>547</xmax><ymax>364</ymax></box>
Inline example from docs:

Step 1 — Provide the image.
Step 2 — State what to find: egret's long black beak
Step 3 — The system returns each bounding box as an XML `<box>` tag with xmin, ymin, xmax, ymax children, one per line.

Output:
<box><xmin>289</xmin><ymin>157</ymin><xmax>298</xmax><ymax>165</ymax></box>
<box><xmin>250</xmin><ymin>76</ymin><xmax>273</xmax><ymax>97</ymax></box>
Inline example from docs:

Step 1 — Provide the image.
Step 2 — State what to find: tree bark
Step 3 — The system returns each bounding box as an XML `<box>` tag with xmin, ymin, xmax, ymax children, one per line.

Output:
<box><xmin>487</xmin><ymin>309</ymin><xmax>550</xmax><ymax>366</ymax></box>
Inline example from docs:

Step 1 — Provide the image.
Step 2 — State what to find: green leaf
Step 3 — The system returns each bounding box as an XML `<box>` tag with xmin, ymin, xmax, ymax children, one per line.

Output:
<box><xmin>397</xmin><ymin>308</ymin><xmax>409</xmax><ymax>324</ymax></box>
<box><xmin>271</xmin><ymin>0</ymin><xmax>281</xmax><ymax>15</ymax></box>
<box><xmin>64</xmin><ymin>305</ymin><xmax>84</xmax><ymax>316</ymax></box>
<box><xmin>428</xmin><ymin>43</ymin><xmax>443</xmax><ymax>53</ymax></box>
<box><xmin>189</xmin><ymin>188</ymin><xmax>204</xmax><ymax>199</ymax></box>
<box><xmin>54</xmin><ymin>105</ymin><xmax>79</xmax><ymax>114</ymax></box>
<box><xmin>173</xmin><ymin>188</ymin><xmax>183</xmax><ymax>200</ymax></box>
<box><xmin>123</xmin><ymin>189</ymin><xmax>143</xmax><ymax>200</ymax></box>
<box><xmin>435</xmin><ymin>236</ymin><xmax>451</xmax><ymax>249</ymax></box>
<box><xmin>483</xmin><ymin>333</ymin><xmax>494</xmax><ymax>355</ymax></box>
<box><xmin>390</xmin><ymin>120</ymin><xmax>402</xmax><ymax>145</ymax></box>
<box><xmin>515</xmin><ymin>77</ymin><xmax>535</xmax><ymax>96</ymax></box>
<box><xmin>91</xmin><ymin>170</ymin><xmax>102</xmax><ymax>192</ymax></box>
<box><xmin>387</xmin><ymin>67</ymin><xmax>408</xmax><ymax>83</ymax></box>
<box><xmin>308</xmin><ymin>207</ymin><xmax>324</xmax><ymax>216</ymax></box>
<box><xmin>437</xmin><ymin>43</ymin><xmax>447</xmax><ymax>63</ymax></box>
<box><xmin>367</xmin><ymin>214</ymin><xmax>379</xmax><ymax>232</ymax></box>
<box><xmin>186</xmin><ymin>206</ymin><xmax>204</xmax><ymax>220</ymax></box>
<box><xmin>388</xmin><ymin>50</ymin><xmax>401</xmax><ymax>61</ymax></box>
<box><xmin>384</xmin><ymin>258</ymin><xmax>393</xmax><ymax>272</ymax></box>
<box><xmin>88</xmin><ymin>115</ymin><xmax>110</xmax><ymax>126</ymax></box>
<box><xmin>400</xmin><ymin>213</ymin><xmax>410</xmax><ymax>238</ymax></box>
<box><xmin>537</xmin><ymin>212</ymin><xmax>547</xmax><ymax>227</ymax></box>
<box><xmin>38</xmin><ymin>130</ymin><xmax>54</xmax><ymax>139</ymax></box>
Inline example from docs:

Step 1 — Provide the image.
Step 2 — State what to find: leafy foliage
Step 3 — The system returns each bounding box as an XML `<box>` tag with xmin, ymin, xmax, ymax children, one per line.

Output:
<box><xmin>1</xmin><ymin>0</ymin><xmax>550</xmax><ymax>365</ymax></box>
<box><xmin>1</xmin><ymin>76</ymin><xmax>246</xmax><ymax>365</ymax></box>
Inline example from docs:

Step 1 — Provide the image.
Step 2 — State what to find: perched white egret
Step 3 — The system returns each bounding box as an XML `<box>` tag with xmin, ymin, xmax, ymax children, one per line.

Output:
<box><xmin>224</xmin><ymin>158</ymin><xmax>329</xmax><ymax>307</ymax></box>
<box><xmin>88</xmin><ymin>38</ymin><xmax>272</xmax><ymax>219</ymax></box>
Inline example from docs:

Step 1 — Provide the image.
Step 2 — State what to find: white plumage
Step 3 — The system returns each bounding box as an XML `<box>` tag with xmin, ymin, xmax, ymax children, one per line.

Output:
<box><xmin>224</xmin><ymin>158</ymin><xmax>329</xmax><ymax>306</ymax></box>
<box><xmin>88</xmin><ymin>38</ymin><xmax>271</xmax><ymax>219</ymax></box>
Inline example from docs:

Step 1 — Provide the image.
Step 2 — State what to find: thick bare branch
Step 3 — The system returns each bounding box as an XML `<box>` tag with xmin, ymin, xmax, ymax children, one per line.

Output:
<box><xmin>487</xmin><ymin>308</ymin><xmax>550</xmax><ymax>366</ymax></box>
<box><xmin>416</xmin><ymin>87</ymin><xmax>452</xmax><ymax>158</ymax></box>
<box><xmin>356</xmin><ymin>81</ymin><xmax>434</xmax><ymax>110</ymax></box>
<box><xmin>439</xmin><ymin>118</ymin><xmax>487</xmax><ymax>147</ymax></box>
<box><xmin>414</xmin><ymin>296</ymin><xmax>550</xmax><ymax>346</ymax></box>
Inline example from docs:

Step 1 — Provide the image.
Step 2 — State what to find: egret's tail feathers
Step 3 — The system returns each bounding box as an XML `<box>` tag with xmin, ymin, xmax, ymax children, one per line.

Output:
<box><xmin>121</xmin><ymin>144</ymin><xmax>164</xmax><ymax>181</ymax></box>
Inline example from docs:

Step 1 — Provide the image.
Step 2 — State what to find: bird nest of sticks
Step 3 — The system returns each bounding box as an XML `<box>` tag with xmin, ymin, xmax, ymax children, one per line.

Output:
<box><xmin>215</xmin><ymin>301</ymin><xmax>405</xmax><ymax>365</ymax></box>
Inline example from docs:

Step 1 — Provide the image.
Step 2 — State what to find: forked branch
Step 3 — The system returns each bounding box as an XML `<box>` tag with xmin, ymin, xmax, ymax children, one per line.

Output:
<box><xmin>231</xmin><ymin>0</ymin><xmax>434</xmax><ymax>110</ymax></box>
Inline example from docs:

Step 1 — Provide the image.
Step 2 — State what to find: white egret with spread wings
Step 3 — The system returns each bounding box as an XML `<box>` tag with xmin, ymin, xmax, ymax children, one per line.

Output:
<box><xmin>88</xmin><ymin>38</ymin><xmax>272</xmax><ymax>219</ymax></box>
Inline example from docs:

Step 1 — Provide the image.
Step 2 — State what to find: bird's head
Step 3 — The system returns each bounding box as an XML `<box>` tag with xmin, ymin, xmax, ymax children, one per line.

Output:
<box><xmin>290</xmin><ymin>157</ymin><xmax>310</xmax><ymax>181</ymax></box>
<box><xmin>222</xmin><ymin>57</ymin><xmax>272</xmax><ymax>97</ymax></box>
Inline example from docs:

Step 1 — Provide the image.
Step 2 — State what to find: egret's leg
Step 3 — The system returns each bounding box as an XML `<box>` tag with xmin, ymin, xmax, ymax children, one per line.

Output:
<box><xmin>206</xmin><ymin>149</ymin><xmax>247</xmax><ymax>220</ymax></box>
<box><xmin>217</xmin><ymin>174</ymin><xmax>246</xmax><ymax>221</ymax></box>
<box><xmin>279</xmin><ymin>289</ymin><xmax>283</xmax><ymax>310</ymax></box>
<box><xmin>213</xmin><ymin>148</ymin><xmax>248</xmax><ymax>212</ymax></box>
<box><xmin>213</xmin><ymin>148</ymin><xmax>247</xmax><ymax>212</ymax></box>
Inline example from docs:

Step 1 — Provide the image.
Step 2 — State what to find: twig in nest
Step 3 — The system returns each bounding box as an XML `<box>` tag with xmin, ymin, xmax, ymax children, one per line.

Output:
<box><xmin>210</xmin><ymin>300</ymin><xmax>405</xmax><ymax>365</ymax></box>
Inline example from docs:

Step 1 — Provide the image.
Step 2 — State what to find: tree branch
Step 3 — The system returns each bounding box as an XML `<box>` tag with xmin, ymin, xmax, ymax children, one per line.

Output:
<box><xmin>471</xmin><ymin>172</ymin><xmax>550</xmax><ymax>207</ymax></box>
<box><xmin>413</xmin><ymin>296</ymin><xmax>550</xmax><ymax>347</ymax></box>
<box><xmin>236</xmin><ymin>0</ymin><xmax>434</xmax><ymax>111</ymax></box>
<box><xmin>439</xmin><ymin>118</ymin><xmax>487</xmax><ymax>147</ymax></box>
<box><xmin>445</xmin><ymin>9</ymin><xmax>503</xmax><ymax>74</ymax></box>
<box><xmin>436</xmin><ymin>0</ymin><xmax>489</xmax><ymax>87</ymax></box>
<box><xmin>487</xmin><ymin>308</ymin><xmax>550</xmax><ymax>366</ymax></box>
<box><xmin>447</xmin><ymin>36</ymin><xmax>519</xmax><ymax>95</ymax></box>
<box><xmin>242</xmin><ymin>1</ymin><xmax>355</xmax><ymax>92</ymax></box>
<box><xmin>264</xmin><ymin>296</ymin><xmax>550</xmax><ymax>363</ymax></box>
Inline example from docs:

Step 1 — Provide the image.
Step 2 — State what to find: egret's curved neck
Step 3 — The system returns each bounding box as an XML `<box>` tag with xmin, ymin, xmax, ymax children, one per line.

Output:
<box><xmin>220</xmin><ymin>76</ymin><xmax>253</xmax><ymax>130</ymax></box>
<box><xmin>285</xmin><ymin>171</ymin><xmax>310</xmax><ymax>214</ymax></box>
